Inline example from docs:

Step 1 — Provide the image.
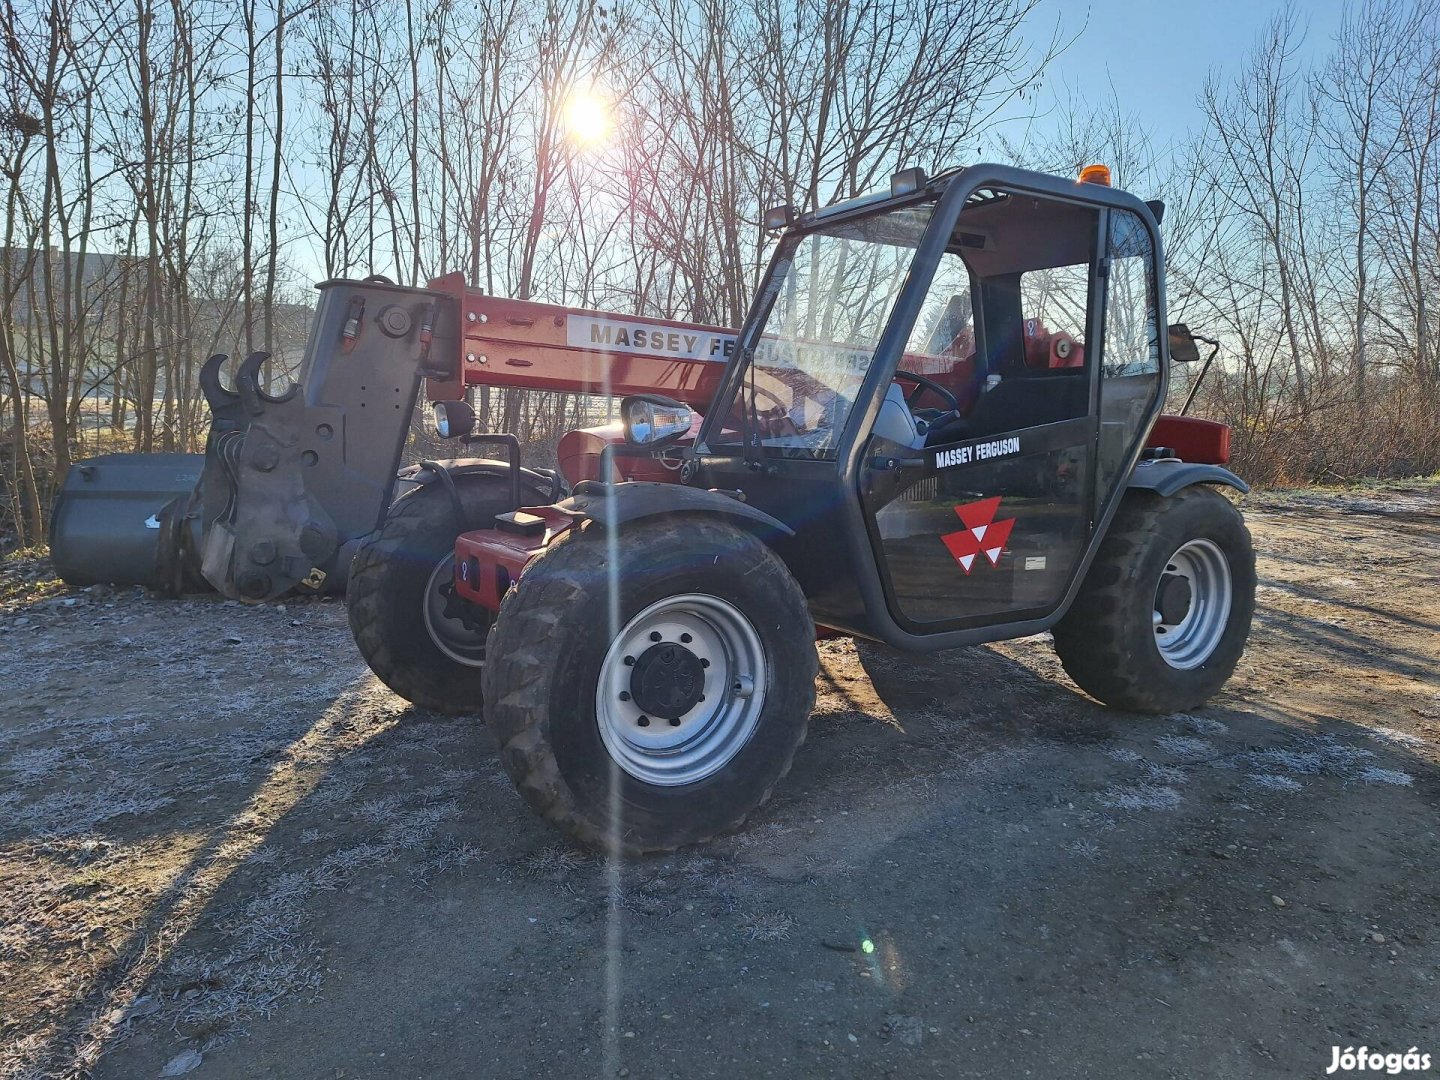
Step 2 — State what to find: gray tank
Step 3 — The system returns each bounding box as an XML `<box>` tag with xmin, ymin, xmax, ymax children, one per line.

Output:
<box><xmin>47</xmin><ymin>446</ymin><xmax>409</xmax><ymax>595</ymax></box>
<box><xmin>48</xmin><ymin>453</ymin><xmax>205</xmax><ymax>592</ymax></box>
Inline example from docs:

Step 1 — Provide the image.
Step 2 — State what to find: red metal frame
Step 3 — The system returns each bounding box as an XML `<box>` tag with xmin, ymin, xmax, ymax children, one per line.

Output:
<box><xmin>453</xmin><ymin>511</ymin><xmax>847</xmax><ymax>641</ymax></box>
<box><xmin>556</xmin><ymin>424</ymin><xmax>693</xmax><ymax>487</ymax></box>
<box><xmin>424</xmin><ymin>272</ymin><xmax>988</xmax><ymax>415</ymax></box>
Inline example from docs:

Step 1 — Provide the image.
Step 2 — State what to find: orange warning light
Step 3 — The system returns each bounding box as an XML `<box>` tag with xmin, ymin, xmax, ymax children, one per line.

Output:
<box><xmin>1078</xmin><ymin>163</ymin><xmax>1112</xmax><ymax>186</ymax></box>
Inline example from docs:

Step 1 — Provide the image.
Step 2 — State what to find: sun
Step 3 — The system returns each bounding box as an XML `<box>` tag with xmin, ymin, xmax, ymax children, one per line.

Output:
<box><xmin>563</xmin><ymin>89</ymin><xmax>612</xmax><ymax>146</ymax></box>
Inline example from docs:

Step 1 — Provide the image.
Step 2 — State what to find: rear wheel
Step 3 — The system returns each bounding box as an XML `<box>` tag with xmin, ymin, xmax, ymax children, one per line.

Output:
<box><xmin>1053</xmin><ymin>486</ymin><xmax>1255</xmax><ymax>713</ymax></box>
<box><xmin>483</xmin><ymin>516</ymin><xmax>816</xmax><ymax>855</ymax></box>
<box><xmin>348</xmin><ymin>473</ymin><xmax>549</xmax><ymax>715</ymax></box>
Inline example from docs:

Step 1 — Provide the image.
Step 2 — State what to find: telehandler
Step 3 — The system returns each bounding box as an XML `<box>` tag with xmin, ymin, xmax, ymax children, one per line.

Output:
<box><xmin>53</xmin><ymin>163</ymin><xmax>1254</xmax><ymax>853</ymax></box>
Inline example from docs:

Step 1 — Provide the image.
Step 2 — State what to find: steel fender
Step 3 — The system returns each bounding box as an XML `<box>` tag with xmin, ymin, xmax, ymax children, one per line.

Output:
<box><xmin>1128</xmin><ymin>460</ymin><xmax>1250</xmax><ymax>497</ymax></box>
<box><xmin>569</xmin><ymin>481</ymin><xmax>795</xmax><ymax>537</ymax></box>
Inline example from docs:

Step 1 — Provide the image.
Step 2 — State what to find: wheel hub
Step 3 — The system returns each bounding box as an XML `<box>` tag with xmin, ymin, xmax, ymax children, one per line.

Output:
<box><xmin>1156</xmin><ymin>572</ymin><xmax>1193</xmax><ymax>625</ymax></box>
<box><xmin>424</xmin><ymin>555</ymin><xmax>490</xmax><ymax>667</ymax></box>
<box><xmin>1152</xmin><ymin>538</ymin><xmax>1232</xmax><ymax>670</ymax></box>
<box><xmin>596</xmin><ymin>593</ymin><xmax>768</xmax><ymax>787</ymax></box>
<box><xmin>629</xmin><ymin>642</ymin><xmax>705</xmax><ymax>720</ymax></box>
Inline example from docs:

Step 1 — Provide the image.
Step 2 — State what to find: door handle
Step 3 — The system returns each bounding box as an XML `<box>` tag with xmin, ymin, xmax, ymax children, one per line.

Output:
<box><xmin>869</xmin><ymin>455</ymin><xmax>927</xmax><ymax>471</ymax></box>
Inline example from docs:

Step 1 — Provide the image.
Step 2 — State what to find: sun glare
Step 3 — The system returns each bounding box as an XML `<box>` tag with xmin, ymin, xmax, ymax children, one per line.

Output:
<box><xmin>564</xmin><ymin>90</ymin><xmax>612</xmax><ymax>145</ymax></box>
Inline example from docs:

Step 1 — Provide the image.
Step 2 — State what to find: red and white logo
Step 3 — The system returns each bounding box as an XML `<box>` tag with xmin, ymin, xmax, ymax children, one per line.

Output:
<box><xmin>941</xmin><ymin>496</ymin><xmax>1014</xmax><ymax>574</ymax></box>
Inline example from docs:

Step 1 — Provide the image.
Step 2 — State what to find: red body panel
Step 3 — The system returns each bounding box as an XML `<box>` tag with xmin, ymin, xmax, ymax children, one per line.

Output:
<box><xmin>424</xmin><ymin>273</ymin><xmax>1101</xmax><ymax>428</ymax></box>
<box><xmin>452</xmin><ymin>507</ymin><xmax>579</xmax><ymax>610</ymax></box>
<box><xmin>555</xmin><ymin>420</ymin><xmax>703</xmax><ymax>487</ymax></box>
<box><xmin>1022</xmin><ymin>320</ymin><xmax>1085</xmax><ymax>370</ymax></box>
<box><xmin>454</xmin><ymin>511</ymin><xmax>847</xmax><ymax>643</ymax></box>
<box><xmin>1147</xmin><ymin>415</ymin><xmax>1231</xmax><ymax>465</ymax></box>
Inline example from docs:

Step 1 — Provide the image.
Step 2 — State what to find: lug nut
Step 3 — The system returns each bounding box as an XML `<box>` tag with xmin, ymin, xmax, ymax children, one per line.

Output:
<box><xmin>624</xmin><ymin>655</ymin><xmax>635</xmax><ymax>666</ymax></box>
<box><xmin>637</xmin><ymin>716</ymin><xmax>650</xmax><ymax>727</ymax></box>
<box><xmin>649</xmin><ymin>631</ymin><xmax>662</xmax><ymax>642</ymax></box>
<box><xmin>668</xmin><ymin>718</ymin><xmax>681</xmax><ymax>727</ymax></box>
<box><xmin>680</xmin><ymin>633</ymin><xmax>692</xmax><ymax>643</ymax></box>
<box><xmin>700</xmin><ymin>658</ymin><xmax>710</xmax><ymax>668</ymax></box>
<box><xmin>619</xmin><ymin>691</ymin><xmax>631</xmax><ymax>701</ymax></box>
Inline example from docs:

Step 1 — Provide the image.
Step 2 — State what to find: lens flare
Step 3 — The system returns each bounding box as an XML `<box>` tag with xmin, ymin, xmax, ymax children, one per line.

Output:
<box><xmin>564</xmin><ymin>90</ymin><xmax>612</xmax><ymax>145</ymax></box>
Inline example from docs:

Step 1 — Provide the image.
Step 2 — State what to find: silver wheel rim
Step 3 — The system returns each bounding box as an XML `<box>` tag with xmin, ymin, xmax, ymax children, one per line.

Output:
<box><xmin>596</xmin><ymin>593</ymin><xmax>767</xmax><ymax>787</ymax></box>
<box><xmin>423</xmin><ymin>555</ymin><xmax>488</xmax><ymax>667</ymax></box>
<box><xmin>1153</xmin><ymin>538</ymin><xmax>1232</xmax><ymax>670</ymax></box>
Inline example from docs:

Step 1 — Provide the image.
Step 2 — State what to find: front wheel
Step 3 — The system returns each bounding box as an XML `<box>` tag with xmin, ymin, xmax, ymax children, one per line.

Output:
<box><xmin>1052</xmin><ymin>486</ymin><xmax>1255</xmax><ymax>713</ymax></box>
<box><xmin>483</xmin><ymin>516</ymin><xmax>817</xmax><ymax>855</ymax></box>
<box><xmin>347</xmin><ymin>473</ymin><xmax>550</xmax><ymax>715</ymax></box>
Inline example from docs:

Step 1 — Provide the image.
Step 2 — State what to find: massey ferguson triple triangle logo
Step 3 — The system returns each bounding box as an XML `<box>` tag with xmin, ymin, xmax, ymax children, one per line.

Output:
<box><xmin>941</xmin><ymin>496</ymin><xmax>1015</xmax><ymax>574</ymax></box>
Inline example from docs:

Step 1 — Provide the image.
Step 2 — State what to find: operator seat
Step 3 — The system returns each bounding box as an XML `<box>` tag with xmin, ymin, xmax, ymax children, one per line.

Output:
<box><xmin>923</xmin><ymin>370</ymin><xmax>1087</xmax><ymax>446</ymax></box>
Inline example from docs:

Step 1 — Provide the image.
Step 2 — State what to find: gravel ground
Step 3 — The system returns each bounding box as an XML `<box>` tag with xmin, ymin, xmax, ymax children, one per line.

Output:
<box><xmin>1</xmin><ymin>482</ymin><xmax>1437</xmax><ymax>1079</ymax></box>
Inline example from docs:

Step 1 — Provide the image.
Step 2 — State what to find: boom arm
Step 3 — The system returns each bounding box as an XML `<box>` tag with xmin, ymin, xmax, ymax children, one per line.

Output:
<box><xmin>424</xmin><ymin>272</ymin><xmax>735</xmax><ymax>409</ymax></box>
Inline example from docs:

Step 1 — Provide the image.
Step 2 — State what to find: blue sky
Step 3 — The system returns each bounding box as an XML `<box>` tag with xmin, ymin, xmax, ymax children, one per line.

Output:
<box><xmin>1002</xmin><ymin>0</ymin><xmax>1348</xmax><ymax>149</ymax></box>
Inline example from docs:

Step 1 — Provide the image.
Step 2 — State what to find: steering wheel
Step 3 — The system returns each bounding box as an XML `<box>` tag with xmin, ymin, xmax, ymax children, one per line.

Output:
<box><xmin>893</xmin><ymin>368</ymin><xmax>960</xmax><ymax>411</ymax></box>
<box><xmin>745</xmin><ymin>381</ymin><xmax>788</xmax><ymax>411</ymax></box>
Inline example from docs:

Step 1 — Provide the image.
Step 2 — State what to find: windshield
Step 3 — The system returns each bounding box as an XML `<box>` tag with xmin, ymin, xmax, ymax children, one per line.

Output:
<box><xmin>706</xmin><ymin>203</ymin><xmax>934</xmax><ymax>457</ymax></box>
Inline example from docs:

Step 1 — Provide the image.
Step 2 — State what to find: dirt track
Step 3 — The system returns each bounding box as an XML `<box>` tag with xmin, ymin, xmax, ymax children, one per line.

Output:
<box><xmin>2</xmin><ymin>482</ymin><xmax>1438</xmax><ymax>1079</ymax></box>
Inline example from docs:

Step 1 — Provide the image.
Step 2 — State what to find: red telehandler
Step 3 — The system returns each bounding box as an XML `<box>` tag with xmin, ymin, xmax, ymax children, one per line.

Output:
<box><xmin>52</xmin><ymin>163</ymin><xmax>1254</xmax><ymax>853</ymax></box>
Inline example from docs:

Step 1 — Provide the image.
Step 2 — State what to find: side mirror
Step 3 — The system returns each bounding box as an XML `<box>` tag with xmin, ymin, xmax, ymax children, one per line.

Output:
<box><xmin>621</xmin><ymin>394</ymin><xmax>694</xmax><ymax>447</ymax></box>
<box><xmin>432</xmin><ymin>399</ymin><xmax>476</xmax><ymax>439</ymax></box>
<box><xmin>763</xmin><ymin>204</ymin><xmax>795</xmax><ymax>230</ymax></box>
<box><xmin>1168</xmin><ymin>324</ymin><xmax>1202</xmax><ymax>364</ymax></box>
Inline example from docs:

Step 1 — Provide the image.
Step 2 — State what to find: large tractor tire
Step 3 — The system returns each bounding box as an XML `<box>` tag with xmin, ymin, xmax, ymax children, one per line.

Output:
<box><xmin>348</xmin><ymin>473</ymin><xmax>551</xmax><ymax>715</ymax></box>
<box><xmin>483</xmin><ymin>516</ymin><xmax>817</xmax><ymax>855</ymax></box>
<box><xmin>1053</xmin><ymin>486</ymin><xmax>1255</xmax><ymax>714</ymax></box>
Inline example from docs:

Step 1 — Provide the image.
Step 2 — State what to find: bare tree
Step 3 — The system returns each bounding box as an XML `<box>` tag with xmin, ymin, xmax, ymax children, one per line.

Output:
<box><xmin>1317</xmin><ymin>0</ymin><xmax>1429</xmax><ymax>404</ymax></box>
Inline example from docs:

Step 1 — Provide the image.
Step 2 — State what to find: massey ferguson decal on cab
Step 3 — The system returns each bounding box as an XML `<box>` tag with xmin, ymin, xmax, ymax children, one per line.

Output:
<box><xmin>940</xmin><ymin>497</ymin><xmax>1016</xmax><ymax>573</ymax></box>
<box><xmin>934</xmin><ymin>434</ymin><xmax>1022</xmax><ymax>469</ymax></box>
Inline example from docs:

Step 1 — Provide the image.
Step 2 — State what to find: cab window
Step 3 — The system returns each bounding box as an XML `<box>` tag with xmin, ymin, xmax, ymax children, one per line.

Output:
<box><xmin>707</xmin><ymin>203</ymin><xmax>934</xmax><ymax>457</ymax></box>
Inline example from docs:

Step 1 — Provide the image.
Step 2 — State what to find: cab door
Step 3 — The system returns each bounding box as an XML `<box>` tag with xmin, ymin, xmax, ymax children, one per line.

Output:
<box><xmin>858</xmin><ymin>191</ymin><xmax>1103</xmax><ymax>634</ymax></box>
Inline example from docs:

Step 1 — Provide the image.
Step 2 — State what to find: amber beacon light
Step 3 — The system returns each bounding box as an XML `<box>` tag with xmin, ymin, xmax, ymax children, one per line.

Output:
<box><xmin>1078</xmin><ymin>163</ymin><xmax>1112</xmax><ymax>186</ymax></box>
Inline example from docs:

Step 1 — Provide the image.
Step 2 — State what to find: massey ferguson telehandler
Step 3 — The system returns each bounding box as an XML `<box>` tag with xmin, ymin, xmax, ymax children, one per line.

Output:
<box><xmin>52</xmin><ymin>163</ymin><xmax>1255</xmax><ymax>853</ymax></box>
